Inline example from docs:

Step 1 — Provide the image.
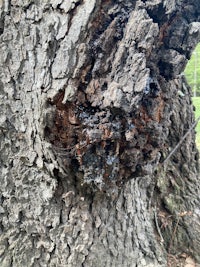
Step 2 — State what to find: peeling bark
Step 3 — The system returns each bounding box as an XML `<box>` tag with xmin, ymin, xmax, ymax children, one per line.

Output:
<box><xmin>0</xmin><ymin>1</ymin><xmax>200</xmax><ymax>266</ymax></box>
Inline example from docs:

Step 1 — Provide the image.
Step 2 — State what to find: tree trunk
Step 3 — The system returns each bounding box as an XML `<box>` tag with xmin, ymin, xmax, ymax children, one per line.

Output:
<box><xmin>0</xmin><ymin>1</ymin><xmax>200</xmax><ymax>266</ymax></box>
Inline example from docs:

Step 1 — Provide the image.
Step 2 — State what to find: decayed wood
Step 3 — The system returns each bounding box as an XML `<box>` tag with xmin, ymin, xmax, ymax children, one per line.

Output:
<box><xmin>0</xmin><ymin>0</ymin><xmax>200</xmax><ymax>266</ymax></box>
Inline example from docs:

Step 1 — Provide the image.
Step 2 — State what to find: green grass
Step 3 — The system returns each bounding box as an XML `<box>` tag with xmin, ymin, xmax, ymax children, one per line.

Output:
<box><xmin>185</xmin><ymin>44</ymin><xmax>200</xmax><ymax>96</ymax></box>
<box><xmin>192</xmin><ymin>97</ymin><xmax>200</xmax><ymax>149</ymax></box>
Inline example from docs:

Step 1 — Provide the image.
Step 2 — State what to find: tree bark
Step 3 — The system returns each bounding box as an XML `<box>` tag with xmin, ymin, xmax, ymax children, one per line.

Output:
<box><xmin>0</xmin><ymin>0</ymin><xmax>200</xmax><ymax>266</ymax></box>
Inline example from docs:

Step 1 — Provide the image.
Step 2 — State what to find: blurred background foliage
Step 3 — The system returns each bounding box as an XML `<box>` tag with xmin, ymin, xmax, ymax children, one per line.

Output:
<box><xmin>185</xmin><ymin>43</ymin><xmax>200</xmax><ymax>97</ymax></box>
<box><xmin>184</xmin><ymin>43</ymin><xmax>200</xmax><ymax>150</ymax></box>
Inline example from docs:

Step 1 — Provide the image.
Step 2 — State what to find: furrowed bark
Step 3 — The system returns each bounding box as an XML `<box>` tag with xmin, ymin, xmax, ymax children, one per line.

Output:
<box><xmin>0</xmin><ymin>1</ymin><xmax>200</xmax><ymax>266</ymax></box>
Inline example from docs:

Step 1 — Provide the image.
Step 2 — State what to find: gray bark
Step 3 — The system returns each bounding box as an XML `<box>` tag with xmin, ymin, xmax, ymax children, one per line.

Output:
<box><xmin>0</xmin><ymin>0</ymin><xmax>200</xmax><ymax>266</ymax></box>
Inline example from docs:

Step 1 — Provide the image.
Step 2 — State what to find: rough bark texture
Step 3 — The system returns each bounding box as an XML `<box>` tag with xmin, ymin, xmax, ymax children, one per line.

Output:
<box><xmin>0</xmin><ymin>0</ymin><xmax>200</xmax><ymax>266</ymax></box>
